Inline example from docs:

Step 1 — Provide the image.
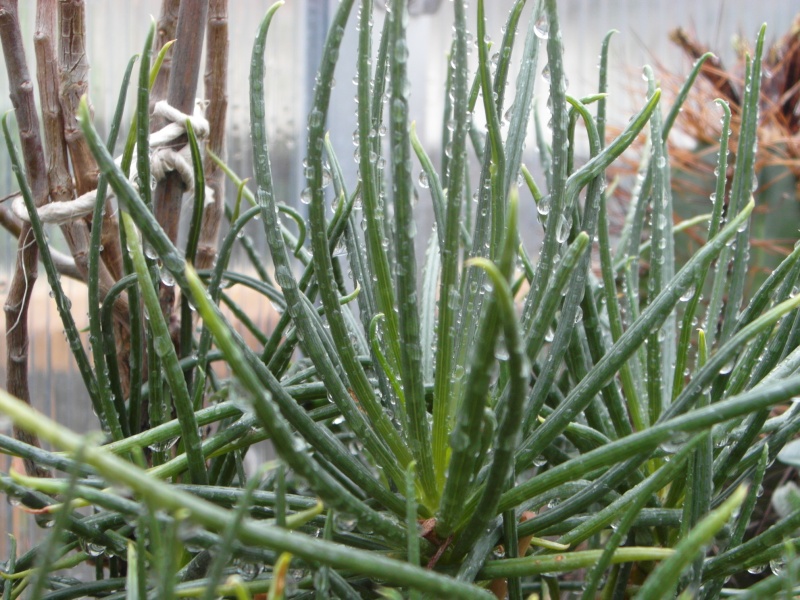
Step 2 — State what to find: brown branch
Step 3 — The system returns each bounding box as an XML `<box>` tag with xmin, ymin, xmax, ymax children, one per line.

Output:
<box><xmin>35</xmin><ymin>0</ymin><xmax>95</xmax><ymax>282</ymax></box>
<box><xmin>57</xmin><ymin>0</ymin><xmax>94</xmax><ymax>194</ymax></box>
<box><xmin>153</xmin><ymin>0</ymin><xmax>209</xmax><ymax>317</ymax></box>
<box><xmin>58</xmin><ymin>0</ymin><xmax>125</xmax><ymax>284</ymax></box>
<box><xmin>56</xmin><ymin>0</ymin><xmax>132</xmax><ymax>396</ymax></box>
<box><xmin>151</xmin><ymin>0</ymin><xmax>181</xmax><ymax>110</ymax></box>
<box><xmin>37</xmin><ymin>1</ymin><xmax>124</xmax><ymax>297</ymax></box>
<box><xmin>0</xmin><ymin>0</ymin><xmax>51</xmax><ymax>478</ymax></box>
<box><xmin>196</xmin><ymin>0</ymin><xmax>228</xmax><ymax>271</ymax></box>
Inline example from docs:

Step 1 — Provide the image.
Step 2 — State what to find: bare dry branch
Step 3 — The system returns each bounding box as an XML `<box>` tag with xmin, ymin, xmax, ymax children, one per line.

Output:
<box><xmin>153</xmin><ymin>0</ymin><xmax>209</xmax><ymax>317</ymax></box>
<box><xmin>58</xmin><ymin>0</ymin><xmax>125</xmax><ymax>283</ymax></box>
<box><xmin>151</xmin><ymin>0</ymin><xmax>181</xmax><ymax>110</ymax></box>
<box><xmin>56</xmin><ymin>0</ymin><xmax>132</xmax><ymax>396</ymax></box>
<box><xmin>58</xmin><ymin>0</ymin><xmax>94</xmax><ymax>193</ymax></box>
<box><xmin>196</xmin><ymin>0</ymin><xmax>228</xmax><ymax>271</ymax></box>
<box><xmin>35</xmin><ymin>0</ymin><xmax>95</xmax><ymax>282</ymax></box>
<box><xmin>0</xmin><ymin>0</ymin><xmax>51</xmax><ymax>477</ymax></box>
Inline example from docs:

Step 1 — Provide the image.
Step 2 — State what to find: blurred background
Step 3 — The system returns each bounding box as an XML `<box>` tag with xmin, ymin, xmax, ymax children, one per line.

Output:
<box><xmin>0</xmin><ymin>0</ymin><xmax>796</xmax><ymax>554</ymax></box>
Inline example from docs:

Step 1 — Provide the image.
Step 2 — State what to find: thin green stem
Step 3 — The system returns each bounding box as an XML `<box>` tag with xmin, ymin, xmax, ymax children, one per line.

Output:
<box><xmin>122</xmin><ymin>212</ymin><xmax>207</xmax><ymax>485</ymax></box>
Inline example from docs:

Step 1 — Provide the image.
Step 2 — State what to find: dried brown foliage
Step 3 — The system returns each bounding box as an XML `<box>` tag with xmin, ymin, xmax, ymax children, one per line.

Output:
<box><xmin>667</xmin><ymin>17</ymin><xmax>800</xmax><ymax>204</ymax></box>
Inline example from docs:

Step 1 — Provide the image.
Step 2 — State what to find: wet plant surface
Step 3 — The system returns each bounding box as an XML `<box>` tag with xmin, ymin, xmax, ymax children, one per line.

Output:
<box><xmin>0</xmin><ymin>0</ymin><xmax>800</xmax><ymax>598</ymax></box>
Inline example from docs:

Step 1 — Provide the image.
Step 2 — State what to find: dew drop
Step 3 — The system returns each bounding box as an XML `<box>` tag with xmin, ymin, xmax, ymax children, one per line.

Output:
<box><xmin>334</xmin><ymin>513</ymin><xmax>358</xmax><ymax>533</ymax></box>
<box><xmin>148</xmin><ymin>436</ymin><xmax>179</xmax><ymax>452</ymax></box>
<box><xmin>679</xmin><ymin>285</ymin><xmax>696</xmax><ymax>302</ymax></box>
<box><xmin>769</xmin><ymin>558</ymin><xmax>786</xmax><ymax>576</ymax></box>
<box><xmin>86</xmin><ymin>542</ymin><xmax>106</xmax><ymax>558</ymax></box>
<box><xmin>237</xmin><ymin>562</ymin><xmax>261</xmax><ymax>581</ymax></box>
<box><xmin>556</xmin><ymin>215</ymin><xmax>570</xmax><ymax>243</ymax></box>
<box><xmin>160</xmin><ymin>269</ymin><xmax>176</xmax><ymax>287</ymax></box>
<box><xmin>537</xmin><ymin>194</ymin><xmax>551</xmax><ymax>216</ymax></box>
<box><xmin>418</xmin><ymin>171</ymin><xmax>430</xmax><ymax>189</ymax></box>
<box><xmin>533</xmin><ymin>15</ymin><xmax>550</xmax><ymax>39</ymax></box>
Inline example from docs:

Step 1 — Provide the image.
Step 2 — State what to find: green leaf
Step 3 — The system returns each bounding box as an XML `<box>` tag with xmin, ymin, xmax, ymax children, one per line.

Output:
<box><xmin>636</xmin><ymin>486</ymin><xmax>747</xmax><ymax>599</ymax></box>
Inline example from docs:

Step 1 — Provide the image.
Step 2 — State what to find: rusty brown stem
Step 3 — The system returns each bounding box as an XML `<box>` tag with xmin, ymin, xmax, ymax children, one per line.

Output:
<box><xmin>0</xmin><ymin>0</ymin><xmax>51</xmax><ymax>477</ymax></box>
<box><xmin>196</xmin><ymin>0</ymin><xmax>228</xmax><ymax>271</ymax></box>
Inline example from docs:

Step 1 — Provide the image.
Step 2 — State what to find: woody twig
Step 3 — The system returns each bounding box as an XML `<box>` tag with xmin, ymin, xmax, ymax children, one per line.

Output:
<box><xmin>0</xmin><ymin>0</ymin><xmax>51</xmax><ymax>478</ymax></box>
